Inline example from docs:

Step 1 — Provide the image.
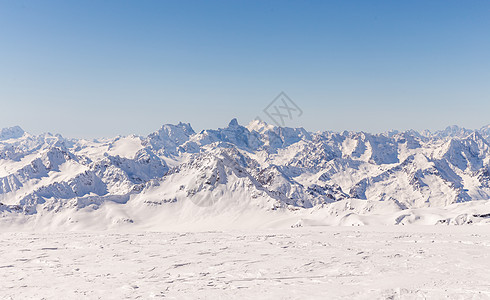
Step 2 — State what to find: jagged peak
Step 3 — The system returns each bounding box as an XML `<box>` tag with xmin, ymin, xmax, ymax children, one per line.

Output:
<box><xmin>479</xmin><ymin>124</ymin><xmax>490</xmax><ymax>134</ymax></box>
<box><xmin>464</xmin><ymin>131</ymin><xmax>490</xmax><ymax>147</ymax></box>
<box><xmin>446</xmin><ymin>124</ymin><xmax>462</xmax><ymax>130</ymax></box>
<box><xmin>156</xmin><ymin>122</ymin><xmax>195</xmax><ymax>135</ymax></box>
<box><xmin>433</xmin><ymin>125</ymin><xmax>473</xmax><ymax>138</ymax></box>
<box><xmin>246</xmin><ymin>119</ymin><xmax>275</xmax><ymax>133</ymax></box>
<box><xmin>147</xmin><ymin>122</ymin><xmax>195</xmax><ymax>144</ymax></box>
<box><xmin>0</xmin><ymin>125</ymin><xmax>25</xmax><ymax>141</ymax></box>
<box><xmin>468</xmin><ymin>130</ymin><xmax>485</xmax><ymax>139</ymax></box>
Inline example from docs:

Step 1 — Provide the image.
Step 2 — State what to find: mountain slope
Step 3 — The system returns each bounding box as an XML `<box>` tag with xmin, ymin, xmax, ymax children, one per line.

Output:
<box><xmin>1</xmin><ymin>120</ymin><xmax>490</xmax><ymax>228</ymax></box>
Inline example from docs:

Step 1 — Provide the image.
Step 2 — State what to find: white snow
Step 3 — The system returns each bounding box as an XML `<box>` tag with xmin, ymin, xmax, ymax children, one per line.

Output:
<box><xmin>1</xmin><ymin>227</ymin><xmax>489</xmax><ymax>299</ymax></box>
<box><xmin>1</xmin><ymin>121</ymin><xmax>490</xmax><ymax>298</ymax></box>
<box><xmin>1</xmin><ymin>121</ymin><xmax>490</xmax><ymax>228</ymax></box>
<box><xmin>107</xmin><ymin>135</ymin><xmax>144</xmax><ymax>159</ymax></box>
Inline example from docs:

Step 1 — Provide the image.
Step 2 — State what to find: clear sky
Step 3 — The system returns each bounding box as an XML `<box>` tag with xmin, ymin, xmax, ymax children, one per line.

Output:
<box><xmin>1</xmin><ymin>0</ymin><xmax>489</xmax><ymax>138</ymax></box>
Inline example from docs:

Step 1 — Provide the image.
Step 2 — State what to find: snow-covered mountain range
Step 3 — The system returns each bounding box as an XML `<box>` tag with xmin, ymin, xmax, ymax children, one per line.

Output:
<box><xmin>1</xmin><ymin>120</ymin><xmax>490</xmax><ymax>229</ymax></box>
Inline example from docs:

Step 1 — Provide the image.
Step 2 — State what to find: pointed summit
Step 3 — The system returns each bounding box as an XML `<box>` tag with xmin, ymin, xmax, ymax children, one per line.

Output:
<box><xmin>228</xmin><ymin>118</ymin><xmax>239</xmax><ymax>127</ymax></box>
<box><xmin>467</xmin><ymin>131</ymin><xmax>490</xmax><ymax>148</ymax></box>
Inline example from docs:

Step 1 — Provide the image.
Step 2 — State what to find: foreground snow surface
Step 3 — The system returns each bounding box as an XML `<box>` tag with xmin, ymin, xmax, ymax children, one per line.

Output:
<box><xmin>1</xmin><ymin>227</ymin><xmax>489</xmax><ymax>299</ymax></box>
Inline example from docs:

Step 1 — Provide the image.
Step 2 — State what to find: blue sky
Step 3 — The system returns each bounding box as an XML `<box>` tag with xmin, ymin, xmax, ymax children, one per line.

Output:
<box><xmin>1</xmin><ymin>0</ymin><xmax>489</xmax><ymax>138</ymax></box>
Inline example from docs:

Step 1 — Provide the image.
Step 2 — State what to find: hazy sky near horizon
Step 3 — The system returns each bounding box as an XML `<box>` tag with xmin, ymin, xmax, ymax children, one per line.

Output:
<box><xmin>1</xmin><ymin>0</ymin><xmax>489</xmax><ymax>138</ymax></box>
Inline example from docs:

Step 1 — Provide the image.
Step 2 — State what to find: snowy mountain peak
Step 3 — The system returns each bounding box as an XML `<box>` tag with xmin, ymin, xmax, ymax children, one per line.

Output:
<box><xmin>145</xmin><ymin>122</ymin><xmax>196</xmax><ymax>157</ymax></box>
<box><xmin>246</xmin><ymin>119</ymin><xmax>275</xmax><ymax>133</ymax></box>
<box><xmin>479</xmin><ymin>124</ymin><xmax>490</xmax><ymax>136</ymax></box>
<box><xmin>2</xmin><ymin>121</ymin><xmax>490</xmax><ymax>227</ymax></box>
<box><xmin>434</xmin><ymin>125</ymin><xmax>473</xmax><ymax>139</ymax></box>
<box><xmin>155</xmin><ymin>122</ymin><xmax>195</xmax><ymax>137</ymax></box>
<box><xmin>0</xmin><ymin>126</ymin><xmax>25</xmax><ymax>141</ymax></box>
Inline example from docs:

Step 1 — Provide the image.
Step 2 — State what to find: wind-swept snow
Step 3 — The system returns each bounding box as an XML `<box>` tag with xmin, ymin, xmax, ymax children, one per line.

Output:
<box><xmin>1</xmin><ymin>227</ymin><xmax>489</xmax><ymax>299</ymax></box>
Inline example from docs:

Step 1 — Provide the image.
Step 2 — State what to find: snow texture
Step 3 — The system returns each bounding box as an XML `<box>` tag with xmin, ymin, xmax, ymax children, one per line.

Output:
<box><xmin>0</xmin><ymin>227</ymin><xmax>489</xmax><ymax>299</ymax></box>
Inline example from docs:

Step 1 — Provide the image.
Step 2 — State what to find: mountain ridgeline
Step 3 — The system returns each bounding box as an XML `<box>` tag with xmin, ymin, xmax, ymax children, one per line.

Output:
<box><xmin>1</xmin><ymin>120</ymin><xmax>490</xmax><ymax>224</ymax></box>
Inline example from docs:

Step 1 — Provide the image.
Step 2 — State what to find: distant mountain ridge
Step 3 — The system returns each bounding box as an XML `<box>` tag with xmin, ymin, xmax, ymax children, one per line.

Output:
<box><xmin>1</xmin><ymin>120</ymin><xmax>490</xmax><ymax>228</ymax></box>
